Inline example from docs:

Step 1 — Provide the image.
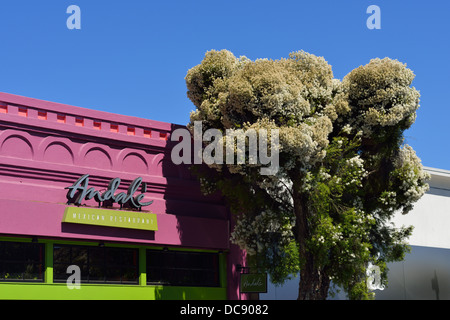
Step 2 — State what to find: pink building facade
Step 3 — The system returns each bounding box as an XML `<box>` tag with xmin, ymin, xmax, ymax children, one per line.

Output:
<box><xmin>0</xmin><ymin>92</ymin><xmax>247</xmax><ymax>299</ymax></box>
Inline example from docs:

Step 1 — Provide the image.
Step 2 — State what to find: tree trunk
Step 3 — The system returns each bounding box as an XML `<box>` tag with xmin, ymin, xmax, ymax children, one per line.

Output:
<box><xmin>298</xmin><ymin>253</ymin><xmax>330</xmax><ymax>300</ymax></box>
<box><xmin>293</xmin><ymin>174</ymin><xmax>330</xmax><ymax>300</ymax></box>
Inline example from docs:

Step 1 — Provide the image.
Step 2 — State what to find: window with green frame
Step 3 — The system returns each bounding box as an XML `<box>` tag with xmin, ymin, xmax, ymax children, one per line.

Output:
<box><xmin>146</xmin><ymin>249</ymin><xmax>220</xmax><ymax>287</ymax></box>
<box><xmin>0</xmin><ymin>241</ymin><xmax>45</xmax><ymax>282</ymax></box>
<box><xmin>53</xmin><ymin>244</ymin><xmax>139</xmax><ymax>284</ymax></box>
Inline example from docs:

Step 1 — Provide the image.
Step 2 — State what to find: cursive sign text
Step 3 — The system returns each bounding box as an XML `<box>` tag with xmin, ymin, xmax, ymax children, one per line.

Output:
<box><xmin>65</xmin><ymin>174</ymin><xmax>153</xmax><ymax>210</ymax></box>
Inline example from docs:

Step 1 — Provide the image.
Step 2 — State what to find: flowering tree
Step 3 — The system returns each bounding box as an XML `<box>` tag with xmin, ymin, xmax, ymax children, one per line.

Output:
<box><xmin>184</xmin><ymin>50</ymin><xmax>429</xmax><ymax>299</ymax></box>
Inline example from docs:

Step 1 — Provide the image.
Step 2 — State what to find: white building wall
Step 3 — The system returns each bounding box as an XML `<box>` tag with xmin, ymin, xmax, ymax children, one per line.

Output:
<box><xmin>392</xmin><ymin>167</ymin><xmax>450</xmax><ymax>249</ymax></box>
<box><xmin>376</xmin><ymin>167</ymin><xmax>450</xmax><ymax>300</ymax></box>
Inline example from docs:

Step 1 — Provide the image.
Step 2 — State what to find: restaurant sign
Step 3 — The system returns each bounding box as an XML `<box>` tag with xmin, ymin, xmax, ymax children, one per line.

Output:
<box><xmin>62</xmin><ymin>206</ymin><xmax>158</xmax><ymax>231</ymax></box>
<box><xmin>65</xmin><ymin>174</ymin><xmax>153</xmax><ymax>210</ymax></box>
<box><xmin>240</xmin><ymin>273</ymin><xmax>268</xmax><ymax>293</ymax></box>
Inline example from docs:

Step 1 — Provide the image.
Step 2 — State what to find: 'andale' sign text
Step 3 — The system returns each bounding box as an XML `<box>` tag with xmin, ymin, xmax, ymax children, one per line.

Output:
<box><xmin>65</xmin><ymin>174</ymin><xmax>153</xmax><ymax>210</ymax></box>
<box><xmin>240</xmin><ymin>273</ymin><xmax>268</xmax><ymax>293</ymax></box>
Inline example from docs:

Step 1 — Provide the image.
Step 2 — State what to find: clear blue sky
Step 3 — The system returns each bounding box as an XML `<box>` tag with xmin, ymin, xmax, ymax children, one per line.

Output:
<box><xmin>1</xmin><ymin>0</ymin><xmax>449</xmax><ymax>170</ymax></box>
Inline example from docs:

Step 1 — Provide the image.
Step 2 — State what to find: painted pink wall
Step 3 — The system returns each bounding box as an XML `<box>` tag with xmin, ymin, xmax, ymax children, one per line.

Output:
<box><xmin>0</xmin><ymin>92</ymin><xmax>247</xmax><ymax>299</ymax></box>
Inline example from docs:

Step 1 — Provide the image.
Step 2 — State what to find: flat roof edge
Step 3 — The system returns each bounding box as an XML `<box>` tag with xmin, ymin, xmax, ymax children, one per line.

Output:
<box><xmin>424</xmin><ymin>166</ymin><xmax>450</xmax><ymax>177</ymax></box>
<box><xmin>0</xmin><ymin>91</ymin><xmax>185</xmax><ymax>131</ymax></box>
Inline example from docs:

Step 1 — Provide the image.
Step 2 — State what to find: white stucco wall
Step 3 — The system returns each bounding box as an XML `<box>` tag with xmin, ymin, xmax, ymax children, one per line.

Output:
<box><xmin>392</xmin><ymin>167</ymin><xmax>450</xmax><ymax>249</ymax></box>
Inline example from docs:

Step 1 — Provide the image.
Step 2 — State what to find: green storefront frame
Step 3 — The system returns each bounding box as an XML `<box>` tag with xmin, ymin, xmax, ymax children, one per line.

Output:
<box><xmin>0</xmin><ymin>237</ymin><xmax>228</xmax><ymax>300</ymax></box>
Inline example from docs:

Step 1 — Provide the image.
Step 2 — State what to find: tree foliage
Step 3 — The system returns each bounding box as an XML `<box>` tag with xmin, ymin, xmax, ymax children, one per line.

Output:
<box><xmin>185</xmin><ymin>49</ymin><xmax>430</xmax><ymax>299</ymax></box>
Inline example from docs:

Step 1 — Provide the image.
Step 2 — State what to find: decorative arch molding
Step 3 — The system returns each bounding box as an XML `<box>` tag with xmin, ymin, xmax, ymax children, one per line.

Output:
<box><xmin>149</xmin><ymin>152</ymin><xmax>181</xmax><ymax>179</ymax></box>
<box><xmin>0</xmin><ymin>128</ymin><xmax>183</xmax><ymax>179</ymax></box>
<box><xmin>0</xmin><ymin>130</ymin><xmax>34</xmax><ymax>160</ymax></box>
<box><xmin>149</xmin><ymin>153</ymin><xmax>164</xmax><ymax>176</ymax></box>
<box><xmin>78</xmin><ymin>143</ymin><xmax>113</xmax><ymax>170</ymax></box>
<box><xmin>116</xmin><ymin>149</ymin><xmax>150</xmax><ymax>175</ymax></box>
<box><xmin>36</xmin><ymin>136</ymin><xmax>76</xmax><ymax>165</ymax></box>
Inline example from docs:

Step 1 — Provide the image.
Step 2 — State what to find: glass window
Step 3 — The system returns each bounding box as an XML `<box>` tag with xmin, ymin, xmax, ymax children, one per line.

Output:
<box><xmin>0</xmin><ymin>241</ymin><xmax>45</xmax><ymax>282</ymax></box>
<box><xmin>53</xmin><ymin>244</ymin><xmax>138</xmax><ymax>284</ymax></box>
<box><xmin>146</xmin><ymin>249</ymin><xmax>220</xmax><ymax>287</ymax></box>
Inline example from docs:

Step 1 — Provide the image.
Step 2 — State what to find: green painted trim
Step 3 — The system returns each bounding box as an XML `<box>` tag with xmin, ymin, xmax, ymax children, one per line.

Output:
<box><xmin>62</xmin><ymin>207</ymin><xmax>158</xmax><ymax>231</ymax></box>
<box><xmin>45</xmin><ymin>243</ymin><xmax>53</xmax><ymax>284</ymax></box>
<box><xmin>219</xmin><ymin>252</ymin><xmax>227</xmax><ymax>288</ymax></box>
<box><xmin>154</xmin><ymin>285</ymin><xmax>227</xmax><ymax>300</ymax></box>
<box><xmin>0</xmin><ymin>283</ymin><xmax>227</xmax><ymax>300</ymax></box>
<box><xmin>0</xmin><ymin>237</ymin><xmax>229</xmax><ymax>300</ymax></box>
<box><xmin>0</xmin><ymin>236</ymin><xmax>224</xmax><ymax>253</ymax></box>
<box><xmin>0</xmin><ymin>236</ymin><xmax>98</xmax><ymax>247</ymax></box>
<box><xmin>139</xmin><ymin>247</ymin><xmax>146</xmax><ymax>286</ymax></box>
<box><xmin>147</xmin><ymin>246</ymin><xmax>222</xmax><ymax>253</ymax></box>
<box><xmin>0</xmin><ymin>236</ymin><xmax>43</xmax><ymax>243</ymax></box>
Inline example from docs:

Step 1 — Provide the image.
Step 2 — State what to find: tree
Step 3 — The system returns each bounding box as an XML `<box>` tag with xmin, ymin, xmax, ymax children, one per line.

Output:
<box><xmin>184</xmin><ymin>49</ymin><xmax>430</xmax><ymax>300</ymax></box>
